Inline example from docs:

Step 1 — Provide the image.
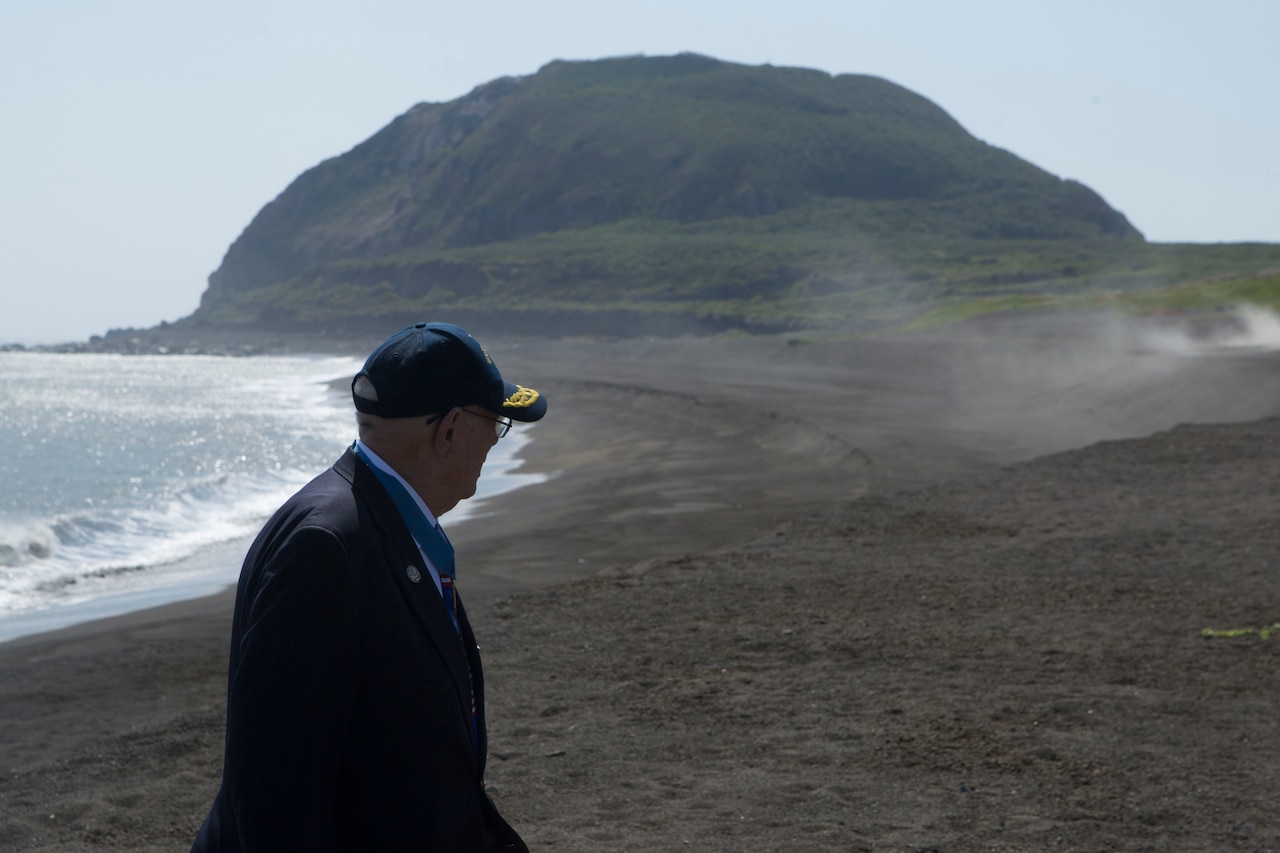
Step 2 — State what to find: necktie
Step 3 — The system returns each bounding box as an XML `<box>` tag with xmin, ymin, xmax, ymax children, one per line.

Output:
<box><xmin>435</xmin><ymin>523</ymin><xmax>460</xmax><ymax>632</ymax></box>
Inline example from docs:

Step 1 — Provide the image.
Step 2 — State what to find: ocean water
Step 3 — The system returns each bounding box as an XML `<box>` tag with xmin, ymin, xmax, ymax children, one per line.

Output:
<box><xmin>0</xmin><ymin>351</ymin><xmax>542</xmax><ymax>643</ymax></box>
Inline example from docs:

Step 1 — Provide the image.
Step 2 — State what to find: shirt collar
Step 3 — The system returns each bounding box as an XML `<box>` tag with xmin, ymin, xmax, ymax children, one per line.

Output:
<box><xmin>353</xmin><ymin>439</ymin><xmax>440</xmax><ymax>529</ymax></box>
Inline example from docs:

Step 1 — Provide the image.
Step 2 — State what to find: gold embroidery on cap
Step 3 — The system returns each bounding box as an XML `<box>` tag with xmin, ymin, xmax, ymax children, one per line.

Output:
<box><xmin>503</xmin><ymin>385</ymin><xmax>540</xmax><ymax>409</ymax></box>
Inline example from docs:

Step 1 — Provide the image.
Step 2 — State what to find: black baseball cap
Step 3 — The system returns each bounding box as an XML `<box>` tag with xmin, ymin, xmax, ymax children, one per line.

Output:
<box><xmin>352</xmin><ymin>322</ymin><xmax>547</xmax><ymax>422</ymax></box>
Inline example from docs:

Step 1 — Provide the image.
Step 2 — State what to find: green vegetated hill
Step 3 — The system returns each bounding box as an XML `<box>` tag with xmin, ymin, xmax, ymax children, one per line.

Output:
<box><xmin>184</xmin><ymin>53</ymin><xmax>1280</xmax><ymax>338</ymax></box>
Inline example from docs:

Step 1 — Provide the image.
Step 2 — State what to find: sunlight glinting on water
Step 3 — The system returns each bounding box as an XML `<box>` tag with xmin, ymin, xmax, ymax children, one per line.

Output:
<box><xmin>0</xmin><ymin>351</ymin><xmax>541</xmax><ymax>639</ymax></box>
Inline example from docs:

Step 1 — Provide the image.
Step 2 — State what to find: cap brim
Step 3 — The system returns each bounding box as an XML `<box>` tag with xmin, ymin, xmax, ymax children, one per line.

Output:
<box><xmin>500</xmin><ymin>381</ymin><xmax>547</xmax><ymax>422</ymax></box>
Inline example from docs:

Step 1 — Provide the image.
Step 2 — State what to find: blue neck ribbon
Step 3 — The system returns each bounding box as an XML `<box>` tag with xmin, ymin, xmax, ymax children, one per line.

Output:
<box><xmin>353</xmin><ymin>441</ymin><xmax>457</xmax><ymax>583</ymax></box>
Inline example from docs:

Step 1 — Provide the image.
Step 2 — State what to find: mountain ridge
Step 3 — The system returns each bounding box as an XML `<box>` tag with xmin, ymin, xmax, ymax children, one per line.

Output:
<box><xmin>189</xmin><ymin>53</ymin><xmax>1160</xmax><ymax>337</ymax></box>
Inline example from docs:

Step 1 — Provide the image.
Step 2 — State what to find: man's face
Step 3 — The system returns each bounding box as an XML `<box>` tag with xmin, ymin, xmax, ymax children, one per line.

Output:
<box><xmin>447</xmin><ymin>406</ymin><xmax>501</xmax><ymax>503</ymax></box>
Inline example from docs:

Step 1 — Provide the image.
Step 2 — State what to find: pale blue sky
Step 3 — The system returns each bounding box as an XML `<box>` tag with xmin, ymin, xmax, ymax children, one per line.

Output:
<box><xmin>2</xmin><ymin>0</ymin><xmax>1276</xmax><ymax>344</ymax></box>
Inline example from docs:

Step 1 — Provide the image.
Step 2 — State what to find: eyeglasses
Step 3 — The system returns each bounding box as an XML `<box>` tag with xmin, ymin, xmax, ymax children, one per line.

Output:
<box><xmin>426</xmin><ymin>408</ymin><xmax>513</xmax><ymax>439</ymax></box>
<box><xmin>462</xmin><ymin>408</ymin><xmax>513</xmax><ymax>439</ymax></box>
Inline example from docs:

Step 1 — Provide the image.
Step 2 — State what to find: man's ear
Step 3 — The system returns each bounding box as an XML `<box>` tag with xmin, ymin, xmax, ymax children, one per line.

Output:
<box><xmin>432</xmin><ymin>408</ymin><xmax>462</xmax><ymax>454</ymax></box>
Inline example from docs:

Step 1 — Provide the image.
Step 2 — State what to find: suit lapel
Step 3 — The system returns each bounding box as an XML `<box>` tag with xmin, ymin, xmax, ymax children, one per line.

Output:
<box><xmin>339</xmin><ymin>450</ymin><xmax>478</xmax><ymax>754</ymax></box>
<box><xmin>453</xmin><ymin>589</ymin><xmax>487</xmax><ymax>765</ymax></box>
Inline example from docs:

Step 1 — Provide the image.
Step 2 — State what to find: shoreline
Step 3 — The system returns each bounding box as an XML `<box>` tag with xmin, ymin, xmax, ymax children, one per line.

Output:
<box><xmin>3</xmin><ymin>314</ymin><xmax>1280</xmax><ymax>850</ymax></box>
<box><xmin>7</xmin><ymin>310</ymin><xmax>1280</xmax><ymax>647</ymax></box>
<box><xmin>0</xmin><ymin>352</ymin><xmax>545</xmax><ymax>648</ymax></box>
<box><xmin>0</xmin><ymin>420</ymin><xmax>558</xmax><ymax>652</ymax></box>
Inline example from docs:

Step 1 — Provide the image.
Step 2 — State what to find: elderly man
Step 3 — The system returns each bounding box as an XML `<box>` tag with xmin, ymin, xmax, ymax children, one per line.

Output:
<box><xmin>191</xmin><ymin>322</ymin><xmax>544</xmax><ymax>852</ymax></box>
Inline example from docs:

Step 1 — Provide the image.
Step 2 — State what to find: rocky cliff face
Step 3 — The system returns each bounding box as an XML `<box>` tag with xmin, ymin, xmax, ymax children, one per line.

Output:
<box><xmin>208</xmin><ymin>75</ymin><xmax>524</xmax><ymax>296</ymax></box>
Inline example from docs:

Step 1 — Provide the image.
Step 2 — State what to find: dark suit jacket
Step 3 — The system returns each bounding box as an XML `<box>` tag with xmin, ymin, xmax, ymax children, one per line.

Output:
<box><xmin>191</xmin><ymin>449</ymin><xmax>526</xmax><ymax>852</ymax></box>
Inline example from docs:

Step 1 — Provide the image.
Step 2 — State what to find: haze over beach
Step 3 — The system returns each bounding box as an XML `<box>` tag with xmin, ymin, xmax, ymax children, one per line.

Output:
<box><xmin>2</xmin><ymin>0</ymin><xmax>1278</xmax><ymax>345</ymax></box>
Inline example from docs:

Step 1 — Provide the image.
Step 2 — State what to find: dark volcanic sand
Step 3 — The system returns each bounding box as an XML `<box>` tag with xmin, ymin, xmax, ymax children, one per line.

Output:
<box><xmin>1</xmin><ymin>311</ymin><xmax>1279</xmax><ymax>852</ymax></box>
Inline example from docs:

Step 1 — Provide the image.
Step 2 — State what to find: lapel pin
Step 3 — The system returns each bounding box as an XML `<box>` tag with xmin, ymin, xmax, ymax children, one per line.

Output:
<box><xmin>406</xmin><ymin>564</ymin><xmax>422</xmax><ymax>584</ymax></box>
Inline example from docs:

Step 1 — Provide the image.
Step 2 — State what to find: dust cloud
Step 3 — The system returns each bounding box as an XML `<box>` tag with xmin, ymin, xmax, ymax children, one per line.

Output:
<box><xmin>934</xmin><ymin>306</ymin><xmax>1280</xmax><ymax>464</ymax></box>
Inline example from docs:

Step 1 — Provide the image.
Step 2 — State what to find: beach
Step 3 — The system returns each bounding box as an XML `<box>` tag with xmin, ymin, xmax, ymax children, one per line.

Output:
<box><xmin>2</xmin><ymin>311</ymin><xmax>1279</xmax><ymax>851</ymax></box>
